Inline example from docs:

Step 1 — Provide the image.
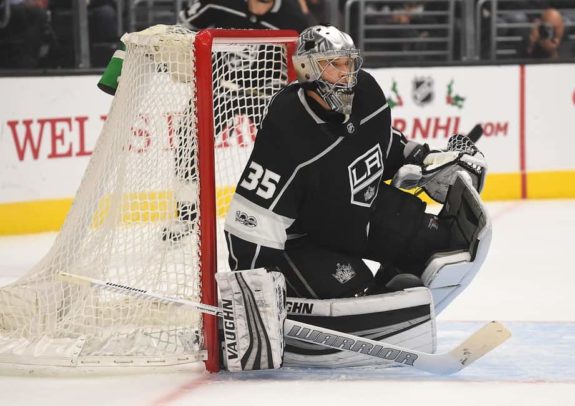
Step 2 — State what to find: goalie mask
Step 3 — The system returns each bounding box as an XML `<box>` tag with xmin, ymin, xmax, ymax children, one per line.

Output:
<box><xmin>293</xmin><ymin>25</ymin><xmax>363</xmax><ymax>115</ymax></box>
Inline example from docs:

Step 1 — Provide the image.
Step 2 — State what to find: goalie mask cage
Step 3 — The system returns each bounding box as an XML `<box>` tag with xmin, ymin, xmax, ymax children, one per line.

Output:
<box><xmin>0</xmin><ymin>26</ymin><xmax>297</xmax><ymax>375</ymax></box>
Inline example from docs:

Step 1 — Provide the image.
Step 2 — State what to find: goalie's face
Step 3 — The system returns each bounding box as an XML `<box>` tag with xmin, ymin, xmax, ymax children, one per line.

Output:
<box><xmin>312</xmin><ymin>53</ymin><xmax>362</xmax><ymax>115</ymax></box>
<box><xmin>317</xmin><ymin>56</ymin><xmax>360</xmax><ymax>87</ymax></box>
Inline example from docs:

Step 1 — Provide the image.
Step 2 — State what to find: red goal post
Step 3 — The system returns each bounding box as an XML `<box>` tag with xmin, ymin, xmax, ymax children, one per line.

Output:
<box><xmin>194</xmin><ymin>29</ymin><xmax>298</xmax><ymax>373</ymax></box>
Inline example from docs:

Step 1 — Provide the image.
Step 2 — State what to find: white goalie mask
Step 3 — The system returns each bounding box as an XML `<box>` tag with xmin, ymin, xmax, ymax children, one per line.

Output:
<box><xmin>293</xmin><ymin>25</ymin><xmax>363</xmax><ymax>115</ymax></box>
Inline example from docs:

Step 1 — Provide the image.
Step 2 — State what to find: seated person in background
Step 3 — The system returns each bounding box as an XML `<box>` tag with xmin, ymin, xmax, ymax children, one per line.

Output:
<box><xmin>179</xmin><ymin>0</ymin><xmax>312</xmax><ymax>32</ymax></box>
<box><xmin>0</xmin><ymin>0</ymin><xmax>52</xmax><ymax>68</ymax></box>
<box><xmin>303</xmin><ymin>0</ymin><xmax>327</xmax><ymax>24</ymax></box>
<box><xmin>362</xmin><ymin>1</ymin><xmax>438</xmax><ymax>58</ymax></box>
<box><xmin>47</xmin><ymin>0</ymin><xmax>118</xmax><ymax>67</ymax></box>
<box><xmin>524</xmin><ymin>7</ymin><xmax>565</xmax><ymax>59</ymax></box>
<box><xmin>50</xmin><ymin>0</ymin><xmax>118</xmax><ymax>42</ymax></box>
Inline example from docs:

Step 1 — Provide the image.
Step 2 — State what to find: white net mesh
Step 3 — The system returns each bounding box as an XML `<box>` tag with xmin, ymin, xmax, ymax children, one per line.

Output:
<box><xmin>212</xmin><ymin>41</ymin><xmax>290</xmax><ymax>272</ymax></box>
<box><xmin>0</xmin><ymin>25</ymin><xmax>294</xmax><ymax>374</ymax></box>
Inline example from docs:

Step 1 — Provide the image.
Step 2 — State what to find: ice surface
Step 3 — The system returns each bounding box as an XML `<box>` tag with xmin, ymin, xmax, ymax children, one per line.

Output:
<box><xmin>0</xmin><ymin>200</ymin><xmax>574</xmax><ymax>406</ymax></box>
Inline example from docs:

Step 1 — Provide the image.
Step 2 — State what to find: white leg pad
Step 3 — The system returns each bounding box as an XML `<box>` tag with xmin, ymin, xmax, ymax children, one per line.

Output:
<box><xmin>421</xmin><ymin>172</ymin><xmax>492</xmax><ymax>314</ymax></box>
<box><xmin>283</xmin><ymin>287</ymin><xmax>436</xmax><ymax>368</ymax></box>
<box><xmin>215</xmin><ymin>269</ymin><xmax>287</xmax><ymax>371</ymax></box>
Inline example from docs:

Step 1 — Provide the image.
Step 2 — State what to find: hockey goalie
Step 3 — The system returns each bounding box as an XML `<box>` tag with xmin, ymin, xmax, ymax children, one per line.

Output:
<box><xmin>219</xmin><ymin>25</ymin><xmax>492</xmax><ymax>370</ymax></box>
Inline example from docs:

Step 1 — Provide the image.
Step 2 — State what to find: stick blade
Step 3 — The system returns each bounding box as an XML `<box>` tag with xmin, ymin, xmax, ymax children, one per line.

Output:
<box><xmin>448</xmin><ymin>321</ymin><xmax>511</xmax><ymax>370</ymax></box>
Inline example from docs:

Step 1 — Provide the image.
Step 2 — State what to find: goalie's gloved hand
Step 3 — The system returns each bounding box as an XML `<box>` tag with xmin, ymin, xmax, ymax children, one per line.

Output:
<box><xmin>420</xmin><ymin>134</ymin><xmax>488</xmax><ymax>203</ymax></box>
<box><xmin>403</xmin><ymin>142</ymin><xmax>431</xmax><ymax>166</ymax></box>
<box><xmin>392</xmin><ymin>164</ymin><xmax>422</xmax><ymax>189</ymax></box>
<box><xmin>422</xmin><ymin>150</ymin><xmax>462</xmax><ymax>173</ymax></box>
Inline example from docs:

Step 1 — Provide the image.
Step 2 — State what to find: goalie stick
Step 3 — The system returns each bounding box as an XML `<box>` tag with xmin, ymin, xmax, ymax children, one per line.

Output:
<box><xmin>466</xmin><ymin>123</ymin><xmax>484</xmax><ymax>143</ymax></box>
<box><xmin>59</xmin><ymin>272</ymin><xmax>511</xmax><ymax>375</ymax></box>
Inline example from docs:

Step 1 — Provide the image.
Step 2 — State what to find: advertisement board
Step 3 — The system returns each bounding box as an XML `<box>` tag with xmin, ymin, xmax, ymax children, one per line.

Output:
<box><xmin>1</xmin><ymin>64</ymin><xmax>574</xmax><ymax>233</ymax></box>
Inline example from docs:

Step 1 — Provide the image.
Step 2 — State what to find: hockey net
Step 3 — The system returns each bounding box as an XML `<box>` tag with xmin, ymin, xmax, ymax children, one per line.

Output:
<box><xmin>0</xmin><ymin>25</ymin><xmax>297</xmax><ymax>374</ymax></box>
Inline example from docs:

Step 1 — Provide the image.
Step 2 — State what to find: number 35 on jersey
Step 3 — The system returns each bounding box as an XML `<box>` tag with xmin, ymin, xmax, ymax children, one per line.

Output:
<box><xmin>239</xmin><ymin>162</ymin><xmax>282</xmax><ymax>199</ymax></box>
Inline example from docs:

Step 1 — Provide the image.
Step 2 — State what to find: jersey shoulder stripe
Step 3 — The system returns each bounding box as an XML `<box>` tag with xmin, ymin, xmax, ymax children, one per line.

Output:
<box><xmin>269</xmin><ymin>136</ymin><xmax>344</xmax><ymax>210</ymax></box>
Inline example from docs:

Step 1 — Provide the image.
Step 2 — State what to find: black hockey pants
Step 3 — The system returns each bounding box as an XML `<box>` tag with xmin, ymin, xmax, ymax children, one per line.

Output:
<box><xmin>279</xmin><ymin>184</ymin><xmax>455</xmax><ymax>299</ymax></box>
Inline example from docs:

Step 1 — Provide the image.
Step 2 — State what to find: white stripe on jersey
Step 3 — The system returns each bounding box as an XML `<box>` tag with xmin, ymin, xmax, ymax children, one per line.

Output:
<box><xmin>250</xmin><ymin>245</ymin><xmax>262</xmax><ymax>269</ymax></box>
<box><xmin>270</xmin><ymin>136</ymin><xmax>345</xmax><ymax>210</ymax></box>
<box><xmin>260</xmin><ymin>20</ymin><xmax>280</xmax><ymax>29</ymax></box>
<box><xmin>392</xmin><ymin>127</ymin><xmax>407</xmax><ymax>143</ymax></box>
<box><xmin>297</xmin><ymin>88</ymin><xmax>326</xmax><ymax>124</ymax></box>
<box><xmin>224</xmin><ymin>194</ymin><xmax>295</xmax><ymax>249</ymax></box>
<box><xmin>360</xmin><ymin>103</ymin><xmax>389</xmax><ymax>125</ymax></box>
<box><xmin>181</xmin><ymin>4</ymin><xmax>248</xmax><ymax>27</ymax></box>
<box><xmin>386</xmin><ymin>125</ymin><xmax>395</xmax><ymax>158</ymax></box>
<box><xmin>226</xmin><ymin>231</ymin><xmax>239</xmax><ymax>271</ymax></box>
<box><xmin>271</xmin><ymin>0</ymin><xmax>283</xmax><ymax>13</ymax></box>
<box><xmin>283</xmin><ymin>252</ymin><xmax>320</xmax><ymax>299</ymax></box>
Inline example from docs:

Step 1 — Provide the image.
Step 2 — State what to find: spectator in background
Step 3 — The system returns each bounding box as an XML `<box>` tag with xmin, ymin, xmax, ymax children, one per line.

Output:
<box><xmin>362</xmin><ymin>1</ymin><xmax>439</xmax><ymax>60</ymax></box>
<box><xmin>48</xmin><ymin>0</ymin><xmax>119</xmax><ymax>67</ymax></box>
<box><xmin>49</xmin><ymin>0</ymin><xmax>117</xmax><ymax>42</ymax></box>
<box><xmin>303</xmin><ymin>0</ymin><xmax>327</xmax><ymax>24</ymax></box>
<box><xmin>86</xmin><ymin>0</ymin><xmax>118</xmax><ymax>44</ymax></box>
<box><xmin>0</xmin><ymin>0</ymin><xmax>52</xmax><ymax>68</ymax></box>
<box><xmin>524</xmin><ymin>7</ymin><xmax>565</xmax><ymax>59</ymax></box>
<box><xmin>179</xmin><ymin>0</ymin><xmax>312</xmax><ymax>32</ymax></box>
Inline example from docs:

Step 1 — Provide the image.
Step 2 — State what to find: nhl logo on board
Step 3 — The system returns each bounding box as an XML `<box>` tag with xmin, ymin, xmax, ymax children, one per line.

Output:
<box><xmin>332</xmin><ymin>263</ymin><xmax>356</xmax><ymax>284</ymax></box>
<box><xmin>346</xmin><ymin>122</ymin><xmax>355</xmax><ymax>134</ymax></box>
<box><xmin>412</xmin><ymin>76</ymin><xmax>434</xmax><ymax>106</ymax></box>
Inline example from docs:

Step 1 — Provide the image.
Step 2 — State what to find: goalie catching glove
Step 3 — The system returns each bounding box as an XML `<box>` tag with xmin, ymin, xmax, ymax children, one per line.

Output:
<box><xmin>392</xmin><ymin>134</ymin><xmax>487</xmax><ymax>203</ymax></box>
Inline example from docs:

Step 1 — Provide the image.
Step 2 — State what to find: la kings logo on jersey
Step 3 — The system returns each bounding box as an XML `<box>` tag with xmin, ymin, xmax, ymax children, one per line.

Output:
<box><xmin>348</xmin><ymin>145</ymin><xmax>383</xmax><ymax>207</ymax></box>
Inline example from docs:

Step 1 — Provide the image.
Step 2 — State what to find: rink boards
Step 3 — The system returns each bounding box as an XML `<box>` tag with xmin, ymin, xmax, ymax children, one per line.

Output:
<box><xmin>1</xmin><ymin>64</ymin><xmax>575</xmax><ymax>234</ymax></box>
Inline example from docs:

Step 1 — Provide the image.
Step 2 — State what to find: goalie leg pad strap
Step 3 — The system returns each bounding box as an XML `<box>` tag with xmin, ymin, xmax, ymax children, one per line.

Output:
<box><xmin>421</xmin><ymin>172</ymin><xmax>492</xmax><ymax>314</ymax></box>
<box><xmin>215</xmin><ymin>269</ymin><xmax>287</xmax><ymax>372</ymax></box>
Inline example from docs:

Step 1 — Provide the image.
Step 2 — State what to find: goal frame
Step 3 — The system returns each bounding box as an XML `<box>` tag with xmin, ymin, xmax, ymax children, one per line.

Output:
<box><xmin>194</xmin><ymin>29</ymin><xmax>298</xmax><ymax>373</ymax></box>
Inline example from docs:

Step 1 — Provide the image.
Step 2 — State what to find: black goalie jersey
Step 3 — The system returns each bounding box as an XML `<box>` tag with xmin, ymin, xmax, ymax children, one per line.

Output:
<box><xmin>224</xmin><ymin>70</ymin><xmax>410</xmax><ymax>270</ymax></box>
